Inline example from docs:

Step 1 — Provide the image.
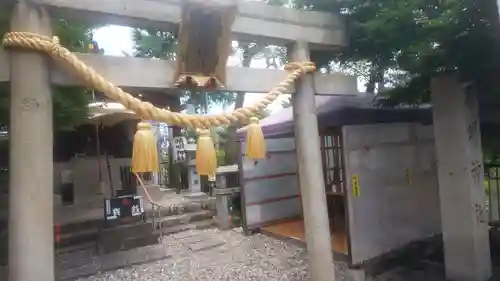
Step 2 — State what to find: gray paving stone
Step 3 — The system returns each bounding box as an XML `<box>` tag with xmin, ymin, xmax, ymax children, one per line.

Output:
<box><xmin>146</xmin><ymin>247</ymin><xmax>170</xmax><ymax>261</ymax></box>
<box><xmin>58</xmin><ymin>263</ymin><xmax>100</xmax><ymax>280</ymax></box>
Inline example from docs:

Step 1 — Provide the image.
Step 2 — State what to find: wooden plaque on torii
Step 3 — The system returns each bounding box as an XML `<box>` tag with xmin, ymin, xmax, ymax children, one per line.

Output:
<box><xmin>174</xmin><ymin>0</ymin><xmax>238</xmax><ymax>90</ymax></box>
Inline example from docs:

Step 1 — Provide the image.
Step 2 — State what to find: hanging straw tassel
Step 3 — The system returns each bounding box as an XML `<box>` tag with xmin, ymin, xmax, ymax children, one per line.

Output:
<box><xmin>245</xmin><ymin>117</ymin><xmax>266</xmax><ymax>159</ymax></box>
<box><xmin>131</xmin><ymin>122</ymin><xmax>159</xmax><ymax>173</ymax></box>
<box><xmin>196</xmin><ymin>129</ymin><xmax>217</xmax><ymax>176</ymax></box>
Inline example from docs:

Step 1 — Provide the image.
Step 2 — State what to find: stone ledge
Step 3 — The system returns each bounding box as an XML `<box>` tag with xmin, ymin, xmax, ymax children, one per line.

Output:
<box><xmin>0</xmin><ymin>51</ymin><xmax>359</xmax><ymax>95</ymax></box>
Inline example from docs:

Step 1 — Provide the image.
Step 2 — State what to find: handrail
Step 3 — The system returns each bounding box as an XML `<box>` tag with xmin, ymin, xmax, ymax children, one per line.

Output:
<box><xmin>133</xmin><ymin>172</ymin><xmax>163</xmax><ymax>208</ymax></box>
<box><xmin>134</xmin><ymin>172</ymin><xmax>164</xmax><ymax>231</ymax></box>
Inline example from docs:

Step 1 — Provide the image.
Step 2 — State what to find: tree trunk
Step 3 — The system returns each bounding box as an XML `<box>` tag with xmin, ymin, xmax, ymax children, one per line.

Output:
<box><xmin>366</xmin><ymin>66</ymin><xmax>378</xmax><ymax>94</ymax></box>
<box><xmin>377</xmin><ymin>69</ymin><xmax>386</xmax><ymax>93</ymax></box>
<box><xmin>366</xmin><ymin>63</ymin><xmax>385</xmax><ymax>94</ymax></box>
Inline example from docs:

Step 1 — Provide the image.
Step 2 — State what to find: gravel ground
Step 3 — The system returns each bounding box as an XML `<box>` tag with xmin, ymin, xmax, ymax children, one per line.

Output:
<box><xmin>72</xmin><ymin>227</ymin><xmax>484</xmax><ymax>281</ymax></box>
<box><xmin>74</xmin><ymin>228</ymin><xmax>354</xmax><ymax>281</ymax></box>
<box><xmin>1</xmin><ymin>226</ymin><xmax>495</xmax><ymax>281</ymax></box>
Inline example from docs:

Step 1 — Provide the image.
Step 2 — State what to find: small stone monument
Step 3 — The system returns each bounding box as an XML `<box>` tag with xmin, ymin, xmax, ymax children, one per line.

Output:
<box><xmin>213</xmin><ymin>164</ymin><xmax>239</xmax><ymax>229</ymax></box>
<box><xmin>184</xmin><ymin>138</ymin><xmax>202</xmax><ymax>193</ymax></box>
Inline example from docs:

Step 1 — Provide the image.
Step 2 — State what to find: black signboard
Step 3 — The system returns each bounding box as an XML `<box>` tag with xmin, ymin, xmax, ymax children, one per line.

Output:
<box><xmin>104</xmin><ymin>195</ymin><xmax>145</xmax><ymax>224</ymax></box>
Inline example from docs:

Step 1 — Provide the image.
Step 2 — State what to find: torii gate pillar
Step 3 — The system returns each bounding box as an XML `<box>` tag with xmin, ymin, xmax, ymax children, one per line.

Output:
<box><xmin>431</xmin><ymin>75</ymin><xmax>491</xmax><ymax>281</ymax></box>
<box><xmin>290</xmin><ymin>41</ymin><xmax>336</xmax><ymax>281</ymax></box>
<box><xmin>8</xmin><ymin>2</ymin><xmax>54</xmax><ymax>281</ymax></box>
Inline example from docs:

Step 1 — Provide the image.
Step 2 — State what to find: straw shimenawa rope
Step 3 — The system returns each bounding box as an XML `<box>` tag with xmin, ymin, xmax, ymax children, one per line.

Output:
<box><xmin>2</xmin><ymin>32</ymin><xmax>316</xmax><ymax>129</ymax></box>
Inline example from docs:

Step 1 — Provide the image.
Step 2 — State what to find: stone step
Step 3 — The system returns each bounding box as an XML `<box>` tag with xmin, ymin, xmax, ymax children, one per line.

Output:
<box><xmin>56</xmin><ymin>241</ymin><xmax>97</xmax><ymax>255</ymax></box>
<box><xmin>99</xmin><ymin>221</ymin><xmax>153</xmax><ymax>241</ymax></box>
<box><xmin>159</xmin><ymin>219</ymin><xmax>216</xmax><ymax>235</ymax></box>
<box><xmin>146</xmin><ymin>197</ymin><xmax>216</xmax><ymax>218</ymax></box>
<box><xmin>97</xmin><ymin>220</ymin><xmax>153</xmax><ymax>255</ymax></box>
<box><xmin>182</xmin><ymin>192</ymin><xmax>211</xmax><ymax>200</ymax></box>
<box><xmin>56</xmin><ymin>245</ymin><xmax>98</xmax><ymax>271</ymax></box>
<box><xmin>58</xmin><ymin>219</ymin><xmax>101</xmax><ymax>235</ymax></box>
<box><xmin>56</xmin><ymin>197</ymin><xmax>216</xmax><ymax>253</ymax></box>
<box><xmin>157</xmin><ymin>210</ymin><xmax>215</xmax><ymax>229</ymax></box>
<box><xmin>98</xmin><ymin>231</ymin><xmax>160</xmax><ymax>255</ymax></box>
<box><xmin>57</xmin><ymin>228</ymin><xmax>98</xmax><ymax>249</ymax></box>
<box><xmin>121</xmin><ymin>233</ymin><xmax>161</xmax><ymax>251</ymax></box>
<box><xmin>98</xmin><ymin>210</ymin><xmax>214</xmax><ymax>253</ymax></box>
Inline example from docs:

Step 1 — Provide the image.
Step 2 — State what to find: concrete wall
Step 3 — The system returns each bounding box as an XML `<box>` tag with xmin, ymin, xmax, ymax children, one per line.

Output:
<box><xmin>241</xmin><ymin>138</ymin><xmax>301</xmax><ymax>230</ymax></box>
<box><xmin>342</xmin><ymin>123</ymin><xmax>441</xmax><ymax>265</ymax></box>
<box><xmin>54</xmin><ymin>156</ymin><xmax>131</xmax><ymax>206</ymax></box>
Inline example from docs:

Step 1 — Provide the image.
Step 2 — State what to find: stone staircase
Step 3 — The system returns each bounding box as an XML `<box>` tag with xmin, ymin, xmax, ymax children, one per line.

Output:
<box><xmin>56</xmin><ymin>192</ymin><xmax>216</xmax><ymax>256</ymax></box>
<box><xmin>97</xmin><ymin>206</ymin><xmax>215</xmax><ymax>254</ymax></box>
<box><xmin>2</xmin><ymin>191</ymin><xmax>218</xmax><ymax>280</ymax></box>
<box><xmin>54</xmin><ymin>192</ymin><xmax>216</xmax><ymax>279</ymax></box>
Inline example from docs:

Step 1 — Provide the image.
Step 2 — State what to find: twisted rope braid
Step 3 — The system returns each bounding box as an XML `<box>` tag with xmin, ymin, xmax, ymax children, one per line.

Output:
<box><xmin>2</xmin><ymin>32</ymin><xmax>316</xmax><ymax>129</ymax></box>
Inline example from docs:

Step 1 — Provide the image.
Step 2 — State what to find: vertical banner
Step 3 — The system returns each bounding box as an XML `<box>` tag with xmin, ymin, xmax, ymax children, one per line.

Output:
<box><xmin>173</xmin><ymin>136</ymin><xmax>187</xmax><ymax>162</ymax></box>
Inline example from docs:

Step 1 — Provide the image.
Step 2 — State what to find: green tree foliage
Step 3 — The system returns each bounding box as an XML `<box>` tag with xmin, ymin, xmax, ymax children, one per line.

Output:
<box><xmin>291</xmin><ymin>0</ymin><xmax>500</xmax><ymax>159</ymax></box>
<box><xmin>0</xmin><ymin>17</ymin><xmax>98</xmax><ymax>131</ymax></box>
<box><xmin>133</xmin><ymin>29</ymin><xmax>177</xmax><ymax>60</ymax></box>
<box><xmin>293</xmin><ymin>0</ymin><xmax>500</xmax><ymax>103</ymax></box>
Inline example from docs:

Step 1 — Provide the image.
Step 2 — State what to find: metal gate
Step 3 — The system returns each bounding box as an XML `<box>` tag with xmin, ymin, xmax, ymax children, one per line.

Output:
<box><xmin>485</xmin><ymin>164</ymin><xmax>500</xmax><ymax>225</ymax></box>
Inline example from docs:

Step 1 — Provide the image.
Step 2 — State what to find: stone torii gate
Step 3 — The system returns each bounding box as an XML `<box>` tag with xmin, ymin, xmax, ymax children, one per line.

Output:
<box><xmin>0</xmin><ymin>1</ymin><xmax>349</xmax><ymax>281</ymax></box>
<box><xmin>0</xmin><ymin>1</ymin><xmax>493</xmax><ymax>281</ymax></box>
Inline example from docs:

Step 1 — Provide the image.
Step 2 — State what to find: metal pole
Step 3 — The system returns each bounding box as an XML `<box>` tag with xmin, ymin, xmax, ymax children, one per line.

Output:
<box><xmin>95</xmin><ymin>122</ymin><xmax>103</xmax><ymax>184</ymax></box>
<box><xmin>8</xmin><ymin>2</ymin><xmax>54</xmax><ymax>281</ymax></box>
<box><xmin>290</xmin><ymin>41</ymin><xmax>336</xmax><ymax>281</ymax></box>
<box><xmin>105</xmin><ymin>151</ymin><xmax>115</xmax><ymax>196</ymax></box>
<box><xmin>167</xmin><ymin>126</ymin><xmax>181</xmax><ymax>193</ymax></box>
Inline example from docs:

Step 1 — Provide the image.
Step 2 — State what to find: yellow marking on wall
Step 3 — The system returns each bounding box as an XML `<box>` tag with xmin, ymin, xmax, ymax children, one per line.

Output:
<box><xmin>352</xmin><ymin>174</ymin><xmax>360</xmax><ymax>197</ymax></box>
